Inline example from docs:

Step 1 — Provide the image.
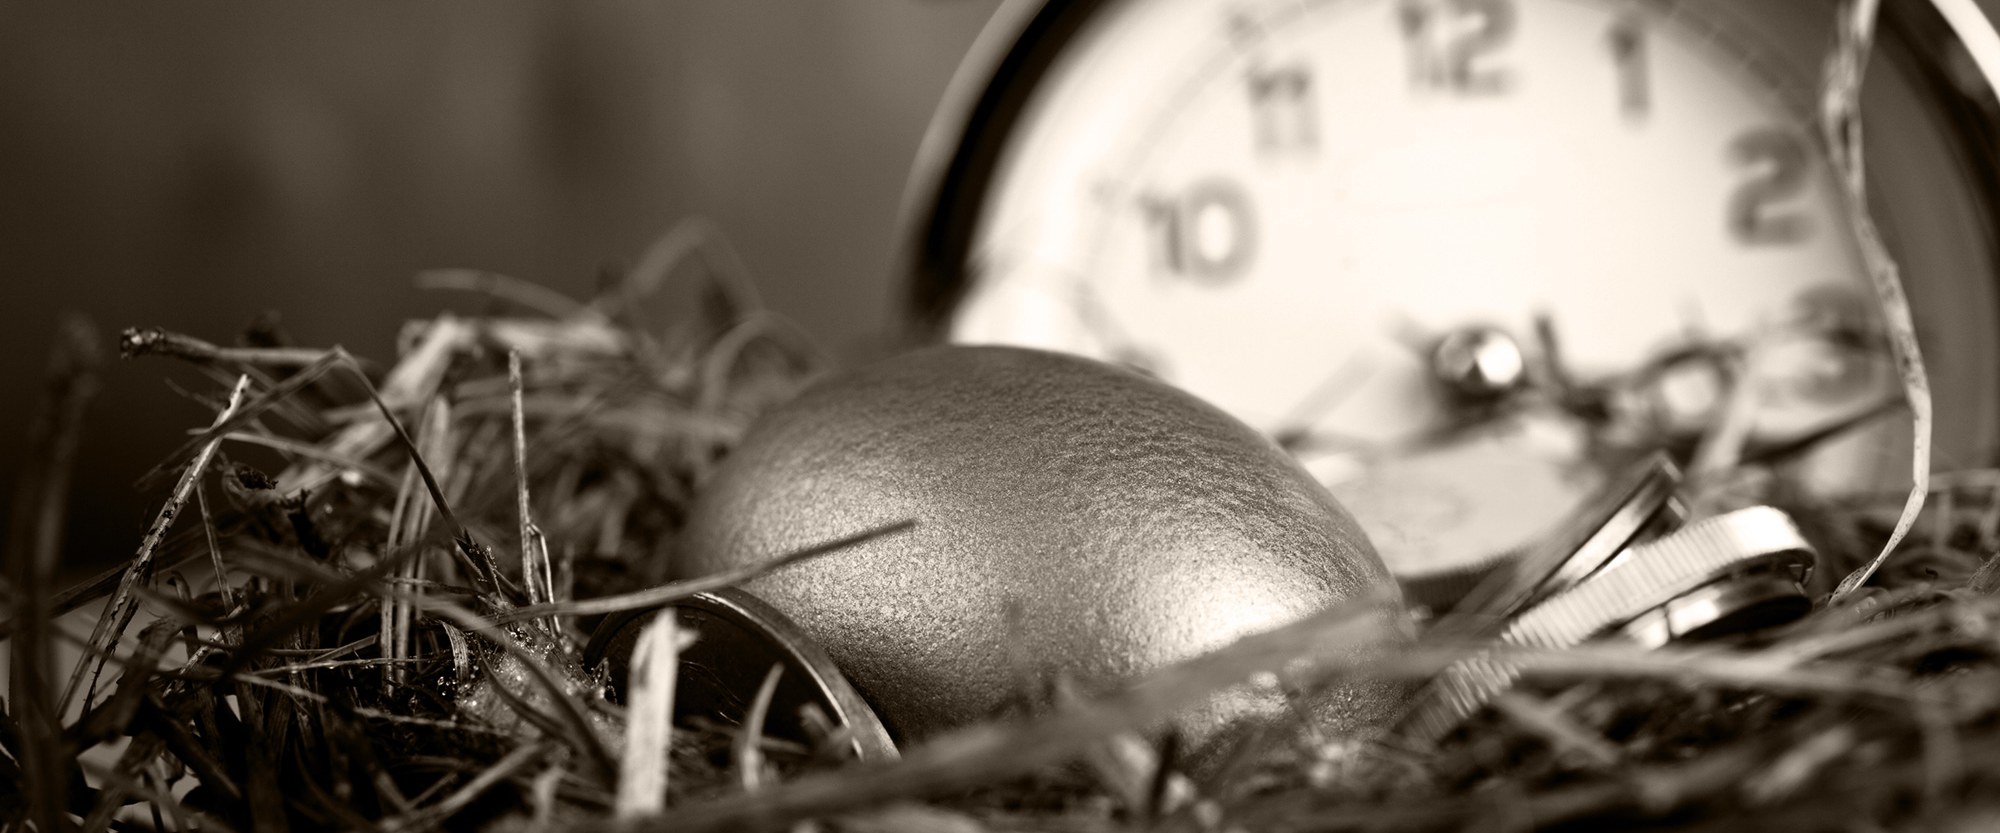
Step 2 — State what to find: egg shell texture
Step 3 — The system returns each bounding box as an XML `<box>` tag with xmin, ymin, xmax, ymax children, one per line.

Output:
<box><xmin>680</xmin><ymin>345</ymin><xmax>1407</xmax><ymax>744</ymax></box>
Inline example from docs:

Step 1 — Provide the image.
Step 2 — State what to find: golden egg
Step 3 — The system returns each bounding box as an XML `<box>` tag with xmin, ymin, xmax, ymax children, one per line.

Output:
<box><xmin>679</xmin><ymin>345</ymin><xmax>1410</xmax><ymax>753</ymax></box>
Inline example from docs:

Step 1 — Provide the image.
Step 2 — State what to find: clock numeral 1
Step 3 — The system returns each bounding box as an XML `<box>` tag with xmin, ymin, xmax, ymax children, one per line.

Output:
<box><xmin>1607</xmin><ymin>14</ymin><xmax>1648</xmax><ymax>120</ymax></box>
<box><xmin>1727</xmin><ymin>128</ymin><xmax>1811</xmax><ymax>245</ymax></box>
<box><xmin>1399</xmin><ymin>0</ymin><xmax>1515</xmax><ymax>96</ymax></box>
<box><xmin>1140</xmin><ymin>179</ymin><xmax>1258</xmax><ymax>284</ymax></box>
<box><xmin>1246</xmin><ymin>63</ymin><xmax>1318</xmax><ymax>156</ymax></box>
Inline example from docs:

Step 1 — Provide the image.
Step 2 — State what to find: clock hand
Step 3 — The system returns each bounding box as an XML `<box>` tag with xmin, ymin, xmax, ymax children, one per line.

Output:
<box><xmin>1739</xmin><ymin>392</ymin><xmax>1904</xmax><ymax>467</ymax></box>
<box><xmin>1068</xmin><ymin>283</ymin><xmax>1165</xmax><ymax>376</ymax></box>
<box><xmin>1271</xmin><ymin>355</ymin><xmax>1372</xmax><ymax>451</ymax></box>
<box><xmin>1531</xmin><ymin>312</ymin><xmax>1615</xmax><ymax>427</ymax></box>
<box><xmin>1279</xmin><ymin>321</ymin><xmax>1570</xmax><ymax>458</ymax></box>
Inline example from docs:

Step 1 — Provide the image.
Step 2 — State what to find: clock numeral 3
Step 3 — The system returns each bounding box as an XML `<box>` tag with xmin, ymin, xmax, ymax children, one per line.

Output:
<box><xmin>1140</xmin><ymin>179</ymin><xmax>1258</xmax><ymax>284</ymax></box>
<box><xmin>1728</xmin><ymin>128</ymin><xmax>1811</xmax><ymax>245</ymax></box>
<box><xmin>1246</xmin><ymin>63</ymin><xmax>1318</xmax><ymax>155</ymax></box>
<box><xmin>1400</xmin><ymin>0</ymin><xmax>1515</xmax><ymax>96</ymax></box>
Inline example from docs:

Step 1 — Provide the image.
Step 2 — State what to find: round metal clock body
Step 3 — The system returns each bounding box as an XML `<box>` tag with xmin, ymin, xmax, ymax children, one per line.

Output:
<box><xmin>903</xmin><ymin>0</ymin><xmax>2000</xmax><ymax>600</ymax></box>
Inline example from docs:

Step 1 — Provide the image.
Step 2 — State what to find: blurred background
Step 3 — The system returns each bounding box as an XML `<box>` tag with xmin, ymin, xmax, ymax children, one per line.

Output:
<box><xmin>0</xmin><ymin>1</ymin><xmax>1002</xmax><ymax>575</ymax></box>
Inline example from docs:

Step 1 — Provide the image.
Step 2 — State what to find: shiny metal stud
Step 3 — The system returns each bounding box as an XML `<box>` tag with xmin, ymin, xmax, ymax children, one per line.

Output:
<box><xmin>1430</xmin><ymin>326</ymin><xmax>1530</xmax><ymax>402</ymax></box>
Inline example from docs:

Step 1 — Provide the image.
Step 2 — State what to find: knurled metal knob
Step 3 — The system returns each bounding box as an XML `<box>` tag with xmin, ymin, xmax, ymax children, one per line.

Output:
<box><xmin>1399</xmin><ymin>504</ymin><xmax>1817</xmax><ymax>746</ymax></box>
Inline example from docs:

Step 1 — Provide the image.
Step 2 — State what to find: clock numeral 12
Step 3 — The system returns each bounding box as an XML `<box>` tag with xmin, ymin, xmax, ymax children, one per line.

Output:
<box><xmin>1246</xmin><ymin>63</ymin><xmax>1318</xmax><ymax>155</ymax></box>
<box><xmin>1399</xmin><ymin>0</ymin><xmax>1515</xmax><ymax>96</ymax></box>
<box><xmin>1140</xmin><ymin>179</ymin><xmax>1258</xmax><ymax>284</ymax></box>
<box><xmin>1727</xmin><ymin>128</ymin><xmax>1811</xmax><ymax>245</ymax></box>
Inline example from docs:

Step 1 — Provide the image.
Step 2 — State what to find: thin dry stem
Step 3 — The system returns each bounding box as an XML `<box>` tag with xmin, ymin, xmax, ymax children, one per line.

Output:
<box><xmin>617</xmin><ymin>610</ymin><xmax>688</xmax><ymax>816</ymax></box>
<box><xmin>495</xmin><ymin>519</ymin><xmax>916</xmax><ymax>624</ymax></box>
<box><xmin>627</xmin><ymin>596</ymin><xmax>1403</xmax><ymax>832</ymax></box>
<box><xmin>120</xmin><ymin>325</ymin><xmax>339</xmax><ymax>369</ymax></box>
<box><xmin>735</xmin><ymin>663</ymin><xmax>785</xmax><ymax>793</ymax></box>
<box><xmin>415</xmin><ymin>267</ymin><xmax>592</xmax><ymax>319</ymax></box>
<box><xmin>63</xmin><ymin>373</ymin><xmax>251</xmax><ymax>714</ymax></box>
<box><xmin>8</xmin><ymin>313</ymin><xmax>100</xmax><ymax>833</ymax></box>
<box><xmin>512</xmin><ymin>350</ymin><xmax>557</xmax><ymax>629</ymax></box>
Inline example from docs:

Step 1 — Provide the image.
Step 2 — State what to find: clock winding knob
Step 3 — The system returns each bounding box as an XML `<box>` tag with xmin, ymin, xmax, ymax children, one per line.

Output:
<box><xmin>1430</xmin><ymin>325</ymin><xmax>1529</xmax><ymax>402</ymax></box>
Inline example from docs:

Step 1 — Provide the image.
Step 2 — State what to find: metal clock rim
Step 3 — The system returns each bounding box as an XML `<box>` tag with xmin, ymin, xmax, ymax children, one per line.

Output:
<box><xmin>896</xmin><ymin>0</ymin><xmax>1106</xmax><ymax>343</ymax></box>
<box><xmin>895</xmin><ymin>0</ymin><xmax>2000</xmax><ymax>344</ymax></box>
<box><xmin>583</xmin><ymin>587</ymin><xmax>900</xmax><ymax>762</ymax></box>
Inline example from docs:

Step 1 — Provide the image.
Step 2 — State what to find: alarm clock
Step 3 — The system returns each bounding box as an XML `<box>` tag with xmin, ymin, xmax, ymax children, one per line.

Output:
<box><xmin>899</xmin><ymin>0</ymin><xmax>2000</xmax><ymax>606</ymax></box>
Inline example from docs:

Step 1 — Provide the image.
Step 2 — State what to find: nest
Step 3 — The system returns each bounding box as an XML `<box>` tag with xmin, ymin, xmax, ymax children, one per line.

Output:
<box><xmin>9</xmin><ymin>227</ymin><xmax>2000</xmax><ymax>833</ymax></box>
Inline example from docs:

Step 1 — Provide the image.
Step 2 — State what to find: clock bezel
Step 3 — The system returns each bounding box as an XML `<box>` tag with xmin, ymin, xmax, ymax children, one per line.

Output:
<box><xmin>897</xmin><ymin>0</ymin><xmax>2000</xmax><ymax>345</ymax></box>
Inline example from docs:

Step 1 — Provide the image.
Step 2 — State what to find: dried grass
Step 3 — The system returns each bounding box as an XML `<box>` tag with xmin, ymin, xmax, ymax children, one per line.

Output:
<box><xmin>7</xmin><ymin>223</ymin><xmax>2000</xmax><ymax>833</ymax></box>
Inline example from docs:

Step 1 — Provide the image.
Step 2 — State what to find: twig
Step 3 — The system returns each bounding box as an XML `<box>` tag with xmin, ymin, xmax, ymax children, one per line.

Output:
<box><xmin>193</xmin><ymin>479</ymin><xmax>234</xmax><ymax>617</ymax></box>
<box><xmin>7</xmin><ymin>314</ymin><xmax>100</xmax><ymax>833</ymax></box>
<box><xmin>1238</xmin><ymin>743</ymin><xmax>1764</xmax><ymax>831</ymax></box>
<box><xmin>272</xmin><ymin>316</ymin><xmax>467</xmax><ymax>506</ymax></box>
<box><xmin>120</xmin><ymin>325</ymin><xmax>338</xmax><ymax>369</ymax></box>
<box><xmin>530</xmin><ymin>763</ymin><xmax>567</xmax><ymax>830</ymax></box>
<box><xmin>1489</xmin><ymin>691</ymin><xmax>1620</xmax><ymax>769</ymax></box>
<box><xmin>599</xmin><ymin>217</ymin><xmax>765</xmax><ymax>318</ymax></box>
<box><xmin>334</xmin><ymin>345</ymin><xmax>499</xmax><ymax>592</ymax></box>
<box><xmin>382</xmin><ymin>398</ymin><xmax>450</xmax><ymax>691</ymax></box>
<box><xmin>416</xmin><ymin>268</ymin><xmax>591</xmax><ymax>319</ymax></box>
<box><xmin>216</xmin><ymin>429</ymin><xmax>400</xmax><ymax>489</ymax></box>
<box><xmin>390</xmin><ymin>742</ymin><xmax>548</xmax><ymax>832</ymax></box>
<box><xmin>735</xmin><ymin>664</ymin><xmax>785</xmax><ymax>793</ymax></box>
<box><xmin>137</xmin><ymin>349</ymin><xmax>345</xmax><ymax>486</ymax></box>
<box><xmin>513</xmin><ymin>350</ymin><xmax>557</xmax><ymax>628</ymax></box>
<box><xmin>225</xmin><ymin>673</ymin><xmax>503</xmax><ymax>733</ymax></box>
<box><xmin>493</xmin><ymin>519</ymin><xmax>916</xmax><ymax>623</ymax></box>
<box><xmin>612</xmin><ymin>594</ymin><xmax>1404</xmax><ymax>833</ymax></box>
<box><xmin>62</xmin><ymin>374</ymin><xmax>251</xmax><ymax>714</ymax></box>
<box><xmin>617</xmin><ymin>609</ymin><xmax>694</xmax><ymax>817</ymax></box>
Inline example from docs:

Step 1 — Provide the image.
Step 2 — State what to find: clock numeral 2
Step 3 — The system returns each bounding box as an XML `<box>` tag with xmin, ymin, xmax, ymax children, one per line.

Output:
<box><xmin>1140</xmin><ymin>180</ymin><xmax>1258</xmax><ymax>284</ymax></box>
<box><xmin>1728</xmin><ymin>128</ymin><xmax>1810</xmax><ymax>245</ymax></box>
<box><xmin>1400</xmin><ymin>0</ymin><xmax>1514</xmax><ymax>96</ymax></box>
<box><xmin>1246</xmin><ymin>63</ymin><xmax>1317</xmax><ymax>155</ymax></box>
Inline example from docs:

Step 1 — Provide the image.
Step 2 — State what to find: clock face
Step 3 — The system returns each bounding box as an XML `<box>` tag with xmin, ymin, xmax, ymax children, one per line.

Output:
<box><xmin>916</xmin><ymin>0</ymin><xmax>2000</xmax><ymax>591</ymax></box>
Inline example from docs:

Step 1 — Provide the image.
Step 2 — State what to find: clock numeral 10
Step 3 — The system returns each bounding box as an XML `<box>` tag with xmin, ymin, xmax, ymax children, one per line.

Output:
<box><xmin>1399</xmin><ymin>0</ymin><xmax>1514</xmax><ymax>95</ymax></box>
<box><xmin>1140</xmin><ymin>179</ymin><xmax>1258</xmax><ymax>284</ymax></box>
<box><xmin>1727</xmin><ymin>128</ymin><xmax>1811</xmax><ymax>245</ymax></box>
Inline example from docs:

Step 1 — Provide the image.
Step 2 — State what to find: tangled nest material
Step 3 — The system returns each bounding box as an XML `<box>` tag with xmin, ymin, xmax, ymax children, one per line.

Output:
<box><xmin>8</xmin><ymin>228</ymin><xmax>2000</xmax><ymax>833</ymax></box>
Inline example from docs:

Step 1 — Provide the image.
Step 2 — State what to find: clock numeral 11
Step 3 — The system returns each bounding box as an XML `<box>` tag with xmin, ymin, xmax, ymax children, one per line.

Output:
<box><xmin>1246</xmin><ymin>63</ymin><xmax>1318</xmax><ymax>155</ymax></box>
<box><xmin>1140</xmin><ymin>179</ymin><xmax>1259</xmax><ymax>284</ymax></box>
<box><xmin>1607</xmin><ymin>14</ymin><xmax>1647</xmax><ymax>120</ymax></box>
